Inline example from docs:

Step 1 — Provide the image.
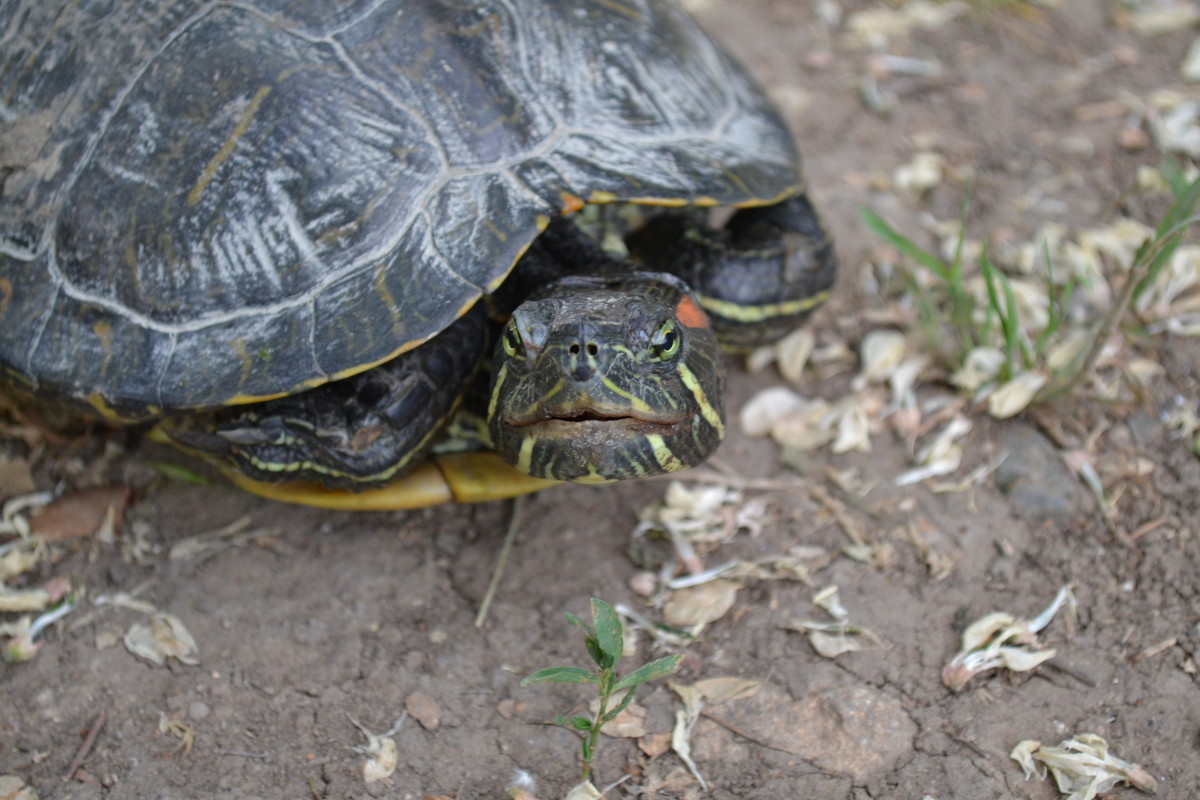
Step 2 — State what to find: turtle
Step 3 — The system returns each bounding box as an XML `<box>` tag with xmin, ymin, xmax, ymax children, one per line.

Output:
<box><xmin>0</xmin><ymin>0</ymin><xmax>836</xmax><ymax>510</ymax></box>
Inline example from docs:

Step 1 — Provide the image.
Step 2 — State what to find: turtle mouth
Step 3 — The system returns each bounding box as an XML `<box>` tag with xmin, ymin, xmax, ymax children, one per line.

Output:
<box><xmin>511</xmin><ymin>408</ymin><xmax>685</xmax><ymax>432</ymax></box>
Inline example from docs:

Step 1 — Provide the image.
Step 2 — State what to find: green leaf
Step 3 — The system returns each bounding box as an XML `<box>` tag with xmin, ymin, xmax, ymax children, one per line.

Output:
<box><xmin>584</xmin><ymin>636</ymin><xmax>606</xmax><ymax>669</ymax></box>
<box><xmin>521</xmin><ymin>666</ymin><xmax>597</xmax><ymax>686</ymax></box>
<box><xmin>555</xmin><ymin>713</ymin><xmax>569</xmax><ymax>726</ymax></box>
<box><xmin>571</xmin><ymin>715</ymin><xmax>593</xmax><ymax>731</ymax></box>
<box><xmin>612</xmin><ymin>654</ymin><xmax>683</xmax><ymax>693</ymax></box>
<box><xmin>591</xmin><ymin>598</ymin><xmax>623</xmax><ymax>670</ymax></box>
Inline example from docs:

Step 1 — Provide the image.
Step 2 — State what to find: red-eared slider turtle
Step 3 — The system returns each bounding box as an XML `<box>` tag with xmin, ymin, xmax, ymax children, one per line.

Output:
<box><xmin>0</xmin><ymin>0</ymin><xmax>835</xmax><ymax>509</ymax></box>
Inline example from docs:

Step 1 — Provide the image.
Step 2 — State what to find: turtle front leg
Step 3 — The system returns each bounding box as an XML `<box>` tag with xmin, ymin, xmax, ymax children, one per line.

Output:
<box><xmin>626</xmin><ymin>193</ymin><xmax>836</xmax><ymax>350</ymax></box>
<box><xmin>161</xmin><ymin>306</ymin><xmax>490</xmax><ymax>490</ymax></box>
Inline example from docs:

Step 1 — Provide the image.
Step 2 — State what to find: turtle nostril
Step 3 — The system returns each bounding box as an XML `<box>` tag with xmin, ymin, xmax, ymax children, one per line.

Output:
<box><xmin>569</xmin><ymin>343</ymin><xmax>580</xmax><ymax>355</ymax></box>
<box><xmin>586</xmin><ymin>343</ymin><xmax>598</xmax><ymax>356</ymax></box>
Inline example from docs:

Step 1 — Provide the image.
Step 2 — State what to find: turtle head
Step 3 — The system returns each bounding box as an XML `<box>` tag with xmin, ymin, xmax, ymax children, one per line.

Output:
<box><xmin>488</xmin><ymin>273</ymin><xmax>725</xmax><ymax>483</ymax></box>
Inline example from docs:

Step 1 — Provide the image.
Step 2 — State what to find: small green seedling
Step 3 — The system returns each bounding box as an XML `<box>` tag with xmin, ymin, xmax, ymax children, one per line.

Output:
<box><xmin>522</xmin><ymin>598</ymin><xmax>682</xmax><ymax>785</ymax></box>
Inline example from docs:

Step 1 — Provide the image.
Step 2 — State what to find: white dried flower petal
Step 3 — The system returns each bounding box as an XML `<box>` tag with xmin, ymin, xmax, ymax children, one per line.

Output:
<box><xmin>0</xmin><ymin>585</ymin><xmax>52</xmax><ymax>613</ymax></box>
<box><xmin>348</xmin><ymin>715</ymin><xmax>403</xmax><ymax>786</ymax></box>
<box><xmin>893</xmin><ymin>151</ymin><xmax>944</xmax><ymax>193</ymax></box>
<box><xmin>1011</xmin><ymin>739</ymin><xmax>1044</xmax><ymax>780</ymax></box>
<box><xmin>745</xmin><ymin>344</ymin><xmax>777</xmax><ymax>373</ymax></box>
<box><xmin>1078</xmin><ymin>218</ymin><xmax>1153</xmax><ymax>272</ymax></box>
<box><xmin>809</xmin><ymin>630</ymin><xmax>868</xmax><ymax>658</ymax></box>
<box><xmin>944</xmin><ymin>588</ymin><xmax>1073</xmax><ymax>691</ymax></box>
<box><xmin>1127</xmin><ymin>1</ymin><xmax>1200</xmax><ymax>36</ymax></box>
<box><xmin>563</xmin><ymin>782</ymin><xmax>602</xmax><ymax>800</ymax></box>
<box><xmin>124</xmin><ymin>613</ymin><xmax>200</xmax><ymax>667</ymax></box>
<box><xmin>1152</xmin><ymin>100</ymin><xmax>1200</xmax><ymax>158</ymax></box>
<box><xmin>1183</xmin><ymin>36</ymin><xmax>1200</xmax><ymax>81</ymax></box>
<box><xmin>831</xmin><ymin>399</ymin><xmax>871</xmax><ymax>454</ymax></box>
<box><xmin>740</xmin><ymin>387</ymin><xmax>808</xmax><ymax>437</ymax></box>
<box><xmin>987</xmin><ymin>371</ymin><xmax>1047</xmax><ymax>418</ymax></box>
<box><xmin>1011</xmin><ymin>734</ymin><xmax>1158</xmax><ymax>800</ymax></box>
<box><xmin>770</xmin><ymin>399</ymin><xmax>836</xmax><ymax>451</ymax></box>
<box><xmin>961</xmin><ymin>612</ymin><xmax>1018</xmax><ymax>651</ymax></box>
<box><xmin>952</xmin><ymin>347</ymin><xmax>1006</xmax><ymax>391</ymax></box>
<box><xmin>854</xmin><ymin>329</ymin><xmax>907</xmax><ymax>389</ymax></box>
<box><xmin>1045</xmin><ymin>329</ymin><xmax>1091</xmax><ymax>372</ymax></box>
<box><xmin>997</xmin><ymin>645</ymin><xmax>1057</xmax><ymax>672</ymax></box>
<box><xmin>776</xmin><ymin>328</ymin><xmax>816</xmax><ymax>384</ymax></box>
<box><xmin>888</xmin><ymin>355</ymin><xmax>930</xmax><ymax>407</ymax></box>
<box><xmin>813</xmin><ymin>585</ymin><xmax>849</xmax><ymax>620</ymax></box>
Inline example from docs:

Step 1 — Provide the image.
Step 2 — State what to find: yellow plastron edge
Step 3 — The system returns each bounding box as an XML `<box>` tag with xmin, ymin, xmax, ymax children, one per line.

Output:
<box><xmin>225</xmin><ymin>451</ymin><xmax>561</xmax><ymax>510</ymax></box>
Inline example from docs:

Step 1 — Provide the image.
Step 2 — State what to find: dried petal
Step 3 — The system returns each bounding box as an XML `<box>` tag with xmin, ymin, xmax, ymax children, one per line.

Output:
<box><xmin>893</xmin><ymin>151</ymin><xmax>944</xmax><ymax>193</ymax></box>
<box><xmin>348</xmin><ymin>715</ymin><xmax>403</xmax><ymax>786</ymax></box>
<box><xmin>830</xmin><ymin>399</ymin><xmax>872</xmax><ymax>454</ymax></box>
<box><xmin>124</xmin><ymin>613</ymin><xmax>200</xmax><ymax>666</ymax></box>
<box><xmin>854</xmin><ymin>329</ymin><xmax>908</xmax><ymax>389</ymax></box>
<box><xmin>563</xmin><ymin>782</ymin><xmax>602</xmax><ymax>800</ymax></box>
<box><xmin>951</xmin><ymin>347</ymin><xmax>1006</xmax><ymax>391</ymax></box>
<box><xmin>987</xmin><ymin>371</ymin><xmax>1048</xmax><ymax>418</ymax></box>
<box><xmin>739</xmin><ymin>387</ymin><xmax>808</xmax><ymax>437</ymax></box>
<box><xmin>662</xmin><ymin>580</ymin><xmax>740</xmax><ymax>628</ymax></box>
<box><xmin>776</xmin><ymin>328</ymin><xmax>816</xmax><ymax>384</ymax></box>
<box><xmin>1011</xmin><ymin>734</ymin><xmax>1158</xmax><ymax>799</ymax></box>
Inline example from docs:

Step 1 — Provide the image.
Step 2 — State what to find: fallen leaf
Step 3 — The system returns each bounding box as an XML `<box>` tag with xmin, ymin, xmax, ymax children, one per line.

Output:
<box><xmin>662</xmin><ymin>580</ymin><xmax>740</xmax><ymax>628</ymax></box>
<box><xmin>668</xmin><ymin>681</ymin><xmax>708</xmax><ymax>790</ymax></box>
<box><xmin>638</xmin><ymin>731</ymin><xmax>673</xmax><ymax>758</ymax></box>
<box><xmin>694</xmin><ymin>677</ymin><xmax>761</xmax><ymax>704</ymax></box>
<box><xmin>592</xmin><ymin>694</ymin><xmax>647</xmax><ymax>738</ymax></box>
<box><xmin>30</xmin><ymin>486</ymin><xmax>133</xmax><ymax>541</ymax></box>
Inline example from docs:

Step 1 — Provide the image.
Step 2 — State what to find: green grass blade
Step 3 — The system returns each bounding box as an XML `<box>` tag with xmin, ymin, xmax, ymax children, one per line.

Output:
<box><xmin>859</xmin><ymin>206</ymin><xmax>953</xmax><ymax>281</ymax></box>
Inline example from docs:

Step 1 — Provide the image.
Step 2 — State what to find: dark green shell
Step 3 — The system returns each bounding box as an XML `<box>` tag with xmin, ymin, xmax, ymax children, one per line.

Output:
<box><xmin>0</xmin><ymin>0</ymin><xmax>801</xmax><ymax>418</ymax></box>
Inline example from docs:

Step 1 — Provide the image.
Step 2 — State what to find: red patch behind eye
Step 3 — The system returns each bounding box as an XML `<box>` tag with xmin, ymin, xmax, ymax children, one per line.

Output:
<box><xmin>674</xmin><ymin>294</ymin><xmax>709</xmax><ymax>329</ymax></box>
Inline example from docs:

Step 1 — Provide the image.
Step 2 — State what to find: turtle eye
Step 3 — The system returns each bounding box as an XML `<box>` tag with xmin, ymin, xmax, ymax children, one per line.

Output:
<box><xmin>502</xmin><ymin>320</ymin><xmax>525</xmax><ymax>359</ymax></box>
<box><xmin>649</xmin><ymin>320</ymin><xmax>680</xmax><ymax>361</ymax></box>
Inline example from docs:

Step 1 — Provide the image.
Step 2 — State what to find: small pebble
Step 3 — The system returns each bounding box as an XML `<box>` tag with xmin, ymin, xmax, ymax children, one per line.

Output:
<box><xmin>188</xmin><ymin>701</ymin><xmax>210</xmax><ymax>721</ymax></box>
<box><xmin>628</xmin><ymin>571</ymin><xmax>657</xmax><ymax>597</ymax></box>
<box><xmin>405</xmin><ymin>691</ymin><xmax>441</xmax><ymax>732</ymax></box>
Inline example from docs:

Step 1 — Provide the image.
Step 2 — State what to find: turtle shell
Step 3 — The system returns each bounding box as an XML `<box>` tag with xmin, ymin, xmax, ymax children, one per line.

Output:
<box><xmin>0</xmin><ymin>0</ymin><xmax>802</xmax><ymax>419</ymax></box>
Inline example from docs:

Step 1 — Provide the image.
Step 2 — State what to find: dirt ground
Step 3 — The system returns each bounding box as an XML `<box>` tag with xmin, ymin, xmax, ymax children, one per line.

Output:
<box><xmin>4</xmin><ymin>1</ymin><xmax>1200</xmax><ymax>798</ymax></box>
